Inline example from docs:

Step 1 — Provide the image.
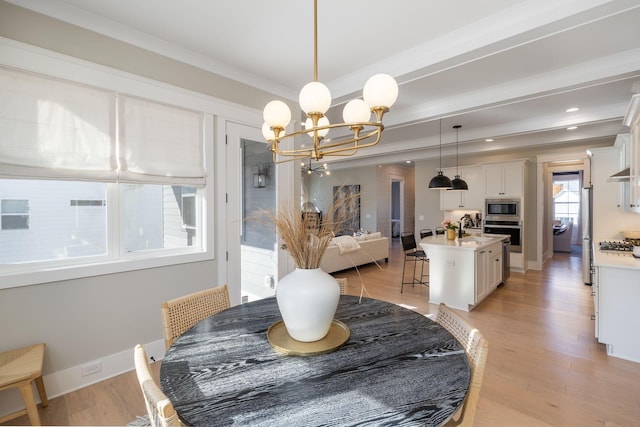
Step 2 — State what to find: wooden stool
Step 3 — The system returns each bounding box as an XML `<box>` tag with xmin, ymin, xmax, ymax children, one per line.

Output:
<box><xmin>0</xmin><ymin>343</ymin><xmax>48</xmax><ymax>426</ymax></box>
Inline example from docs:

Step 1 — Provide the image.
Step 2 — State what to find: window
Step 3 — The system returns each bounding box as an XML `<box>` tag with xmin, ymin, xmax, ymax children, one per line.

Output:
<box><xmin>553</xmin><ymin>172</ymin><xmax>581</xmax><ymax>226</ymax></box>
<box><xmin>122</xmin><ymin>184</ymin><xmax>200</xmax><ymax>252</ymax></box>
<box><xmin>1</xmin><ymin>199</ymin><xmax>30</xmax><ymax>230</ymax></box>
<box><xmin>181</xmin><ymin>189</ymin><xmax>197</xmax><ymax>230</ymax></box>
<box><xmin>70</xmin><ymin>200</ymin><xmax>105</xmax><ymax>207</ymax></box>
<box><xmin>0</xmin><ymin>64</ymin><xmax>213</xmax><ymax>288</ymax></box>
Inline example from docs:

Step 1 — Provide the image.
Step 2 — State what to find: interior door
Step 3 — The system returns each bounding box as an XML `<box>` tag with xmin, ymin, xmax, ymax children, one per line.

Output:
<box><xmin>226</xmin><ymin>122</ymin><xmax>296</xmax><ymax>302</ymax></box>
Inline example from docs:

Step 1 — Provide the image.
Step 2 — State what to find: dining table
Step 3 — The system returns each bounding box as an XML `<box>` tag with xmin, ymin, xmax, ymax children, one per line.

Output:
<box><xmin>160</xmin><ymin>295</ymin><xmax>471</xmax><ymax>426</ymax></box>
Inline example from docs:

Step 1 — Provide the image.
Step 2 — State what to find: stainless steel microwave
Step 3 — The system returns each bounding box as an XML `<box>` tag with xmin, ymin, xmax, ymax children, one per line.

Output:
<box><xmin>485</xmin><ymin>198</ymin><xmax>520</xmax><ymax>222</ymax></box>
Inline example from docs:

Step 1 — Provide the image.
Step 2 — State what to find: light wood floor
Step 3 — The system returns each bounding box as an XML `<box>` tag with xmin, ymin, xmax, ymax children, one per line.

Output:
<box><xmin>4</xmin><ymin>240</ymin><xmax>640</xmax><ymax>426</ymax></box>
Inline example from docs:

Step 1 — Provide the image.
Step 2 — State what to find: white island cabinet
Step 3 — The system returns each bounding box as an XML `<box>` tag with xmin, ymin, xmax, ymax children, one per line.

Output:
<box><xmin>420</xmin><ymin>235</ymin><xmax>505</xmax><ymax>311</ymax></box>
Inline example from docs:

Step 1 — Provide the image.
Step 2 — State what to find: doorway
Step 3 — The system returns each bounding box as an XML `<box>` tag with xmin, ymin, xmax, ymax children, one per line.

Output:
<box><xmin>240</xmin><ymin>138</ymin><xmax>276</xmax><ymax>300</ymax></box>
<box><xmin>391</xmin><ymin>178</ymin><xmax>404</xmax><ymax>239</ymax></box>
<box><xmin>226</xmin><ymin>122</ymin><xmax>296</xmax><ymax>303</ymax></box>
<box><xmin>552</xmin><ymin>171</ymin><xmax>582</xmax><ymax>254</ymax></box>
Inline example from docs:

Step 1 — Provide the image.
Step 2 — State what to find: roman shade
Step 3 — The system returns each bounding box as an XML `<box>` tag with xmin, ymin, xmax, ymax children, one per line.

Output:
<box><xmin>0</xmin><ymin>66</ymin><xmax>116</xmax><ymax>181</ymax></box>
<box><xmin>0</xmin><ymin>67</ymin><xmax>206</xmax><ymax>186</ymax></box>
<box><xmin>118</xmin><ymin>95</ymin><xmax>205</xmax><ymax>186</ymax></box>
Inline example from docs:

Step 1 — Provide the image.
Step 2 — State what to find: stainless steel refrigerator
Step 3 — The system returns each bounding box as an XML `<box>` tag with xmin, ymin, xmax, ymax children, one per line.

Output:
<box><xmin>582</xmin><ymin>186</ymin><xmax>593</xmax><ymax>284</ymax></box>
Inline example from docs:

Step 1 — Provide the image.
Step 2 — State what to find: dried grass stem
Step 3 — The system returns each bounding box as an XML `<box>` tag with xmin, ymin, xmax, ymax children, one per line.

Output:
<box><xmin>258</xmin><ymin>188</ymin><xmax>359</xmax><ymax>270</ymax></box>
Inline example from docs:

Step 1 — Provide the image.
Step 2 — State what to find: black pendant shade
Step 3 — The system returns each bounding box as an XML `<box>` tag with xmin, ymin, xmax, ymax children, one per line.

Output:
<box><xmin>429</xmin><ymin>119</ymin><xmax>452</xmax><ymax>190</ymax></box>
<box><xmin>429</xmin><ymin>171</ymin><xmax>453</xmax><ymax>189</ymax></box>
<box><xmin>450</xmin><ymin>175</ymin><xmax>468</xmax><ymax>190</ymax></box>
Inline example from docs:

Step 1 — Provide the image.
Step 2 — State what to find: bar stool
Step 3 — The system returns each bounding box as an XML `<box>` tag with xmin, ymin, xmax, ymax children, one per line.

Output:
<box><xmin>400</xmin><ymin>232</ymin><xmax>429</xmax><ymax>292</ymax></box>
<box><xmin>420</xmin><ymin>228</ymin><xmax>433</xmax><ymax>239</ymax></box>
<box><xmin>0</xmin><ymin>343</ymin><xmax>48</xmax><ymax>426</ymax></box>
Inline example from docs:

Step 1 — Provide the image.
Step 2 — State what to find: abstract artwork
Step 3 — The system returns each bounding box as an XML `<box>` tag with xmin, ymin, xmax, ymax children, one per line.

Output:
<box><xmin>333</xmin><ymin>185</ymin><xmax>360</xmax><ymax>236</ymax></box>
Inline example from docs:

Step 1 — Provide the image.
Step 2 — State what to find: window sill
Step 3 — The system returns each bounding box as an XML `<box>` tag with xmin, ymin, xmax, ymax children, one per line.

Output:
<box><xmin>0</xmin><ymin>250</ymin><xmax>214</xmax><ymax>290</ymax></box>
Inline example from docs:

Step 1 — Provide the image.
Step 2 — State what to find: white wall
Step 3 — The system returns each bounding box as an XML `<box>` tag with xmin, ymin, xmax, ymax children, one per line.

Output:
<box><xmin>415</xmin><ymin>158</ymin><xmax>448</xmax><ymax>236</ymax></box>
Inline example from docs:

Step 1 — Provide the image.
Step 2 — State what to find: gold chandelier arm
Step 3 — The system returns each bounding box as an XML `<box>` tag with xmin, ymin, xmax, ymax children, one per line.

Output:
<box><xmin>317</xmin><ymin>126</ymin><xmax>383</xmax><ymax>151</ymax></box>
<box><xmin>269</xmin><ymin>124</ymin><xmax>384</xmax><ymax>163</ymax></box>
<box><xmin>269</xmin><ymin>121</ymin><xmax>382</xmax><ymax>144</ymax></box>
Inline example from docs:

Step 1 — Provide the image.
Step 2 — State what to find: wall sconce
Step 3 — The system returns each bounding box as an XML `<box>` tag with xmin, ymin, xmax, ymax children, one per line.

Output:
<box><xmin>253</xmin><ymin>165</ymin><xmax>268</xmax><ymax>188</ymax></box>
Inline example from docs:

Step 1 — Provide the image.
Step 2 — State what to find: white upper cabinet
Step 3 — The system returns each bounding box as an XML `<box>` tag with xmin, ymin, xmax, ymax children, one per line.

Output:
<box><xmin>613</xmin><ymin>133</ymin><xmax>630</xmax><ymax>212</ymax></box>
<box><xmin>483</xmin><ymin>162</ymin><xmax>524</xmax><ymax>198</ymax></box>
<box><xmin>440</xmin><ymin>166</ymin><xmax>483</xmax><ymax>210</ymax></box>
<box><xmin>624</xmin><ymin>94</ymin><xmax>640</xmax><ymax>213</ymax></box>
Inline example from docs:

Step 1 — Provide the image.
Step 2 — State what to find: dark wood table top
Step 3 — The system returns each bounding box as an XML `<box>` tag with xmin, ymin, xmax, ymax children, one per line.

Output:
<box><xmin>160</xmin><ymin>296</ymin><xmax>470</xmax><ymax>426</ymax></box>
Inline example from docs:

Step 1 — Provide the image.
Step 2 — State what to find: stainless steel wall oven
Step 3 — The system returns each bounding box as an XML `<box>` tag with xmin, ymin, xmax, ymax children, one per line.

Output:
<box><xmin>484</xmin><ymin>198</ymin><xmax>521</xmax><ymax>252</ymax></box>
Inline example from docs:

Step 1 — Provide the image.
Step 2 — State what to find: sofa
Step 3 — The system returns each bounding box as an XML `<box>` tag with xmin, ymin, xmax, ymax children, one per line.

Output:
<box><xmin>320</xmin><ymin>232</ymin><xmax>389</xmax><ymax>273</ymax></box>
<box><xmin>553</xmin><ymin>221</ymin><xmax>573</xmax><ymax>252</ymax></box>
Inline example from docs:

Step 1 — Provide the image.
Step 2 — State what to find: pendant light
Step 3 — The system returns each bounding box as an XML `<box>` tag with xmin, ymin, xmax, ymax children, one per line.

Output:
<box><xmin>450</xmin><ymin>125</ymin><xmax>468</xmax><ymax>191</ymax></box>
<box><xmin>428</xmin><ymin>119</ymin><xmax>452</xmax><ymax>190</ymax></box>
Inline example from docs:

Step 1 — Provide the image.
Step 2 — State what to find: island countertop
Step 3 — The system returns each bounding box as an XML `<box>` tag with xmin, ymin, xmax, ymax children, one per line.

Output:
<box><xmin>420</xmin><ymin>232</ymin><xmax>509</xmax><ymax>251</ymax></box>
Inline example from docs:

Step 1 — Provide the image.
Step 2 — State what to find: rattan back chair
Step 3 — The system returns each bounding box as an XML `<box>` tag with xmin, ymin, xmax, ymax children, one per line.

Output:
<box><xmin>134</xmin><ymin>344</ymin><xmax>182</xmax><ymax>427</ymax></box>
<box><xmin>336</xmin><ymin>277</ymin><xmax>348</xmax><ymax>295</ymax></box>
<box><xmin>435</xmin><ymin>303</ymin><xmax>489</xmax><ymax>427</ymax></box>
<box><xmin>161</xmin><ymin>284</ymin><xmax>231</xmax><ymax>349</ymax></box>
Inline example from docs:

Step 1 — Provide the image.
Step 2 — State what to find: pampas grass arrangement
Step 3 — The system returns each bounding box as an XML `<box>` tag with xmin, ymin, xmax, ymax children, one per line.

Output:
<box><xmin>259</xmin><ymin>188</ymin><xmax>359</xmax><ymax>269</ymax></box>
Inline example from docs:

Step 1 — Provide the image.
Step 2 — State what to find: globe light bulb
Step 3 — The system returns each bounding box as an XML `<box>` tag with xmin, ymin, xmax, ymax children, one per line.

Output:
<box><xmin>263</xmin><ymin>100</ymin><xmax>291</xmax><ymax>128</ymax></box>
<box><xmin>299</xmin><ymin>81</ymin><xmax>332</xmax><ymax>114</ymax></box>
<box><xmin>343</xmin><ymin>99</ymin><xmax>372</xmax><ymax>123</ymax></box>
<box><xmin>304</xmin><ymin>116</ymin><xmax>330</xmax><ymax>138</ymax></box>
<box><xmin>363</xmin><ymin>73</ymin><xmax>398</xmax><ymax>109</ymax></box>
<box><xmin>262</xmin><ymin>122</ymin><xmax>277</xmax><ymax>141</ymax></box>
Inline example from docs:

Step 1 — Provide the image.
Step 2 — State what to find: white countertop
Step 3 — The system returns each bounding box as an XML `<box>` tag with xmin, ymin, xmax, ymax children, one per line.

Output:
<box><xmin>593</xmin><ymin>249</ymin><xmax>640</xmax><ymax>270</ymax></box>
<box><xmin>420</xmin><ymin>233</ymin><xmax>508</xmax><ymax>251</ymax></box>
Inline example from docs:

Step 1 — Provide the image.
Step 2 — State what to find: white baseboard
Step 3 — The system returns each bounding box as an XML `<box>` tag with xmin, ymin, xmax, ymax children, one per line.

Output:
<box><xmin>0</xmin><ymin>339</ymin><xmax>165</xmax><ymax>420</ymax></box>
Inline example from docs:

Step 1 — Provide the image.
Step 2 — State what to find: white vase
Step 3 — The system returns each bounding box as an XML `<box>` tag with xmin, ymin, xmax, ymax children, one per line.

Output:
<box><xmin>276</xmin><ymin>268</ymin><xmax>340</xmax><ymax>342</ymax></box>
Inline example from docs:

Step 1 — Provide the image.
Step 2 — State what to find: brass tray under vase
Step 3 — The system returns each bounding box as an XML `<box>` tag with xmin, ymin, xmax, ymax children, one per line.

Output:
<box><xmin>267</xmin><ymin>319</ymin><xmax>350</xmax><ymax>356</ymax></box>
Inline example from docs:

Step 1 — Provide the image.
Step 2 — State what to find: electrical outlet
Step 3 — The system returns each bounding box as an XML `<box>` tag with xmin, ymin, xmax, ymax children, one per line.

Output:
<box><xmin>81</xmin><ymin>361</ymin><xmax>102</xmax><ymax>377</ymax></box>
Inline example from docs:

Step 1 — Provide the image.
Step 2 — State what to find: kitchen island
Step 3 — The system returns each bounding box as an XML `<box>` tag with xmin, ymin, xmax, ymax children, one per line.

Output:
<box><xmin>420</xmin><ymin>233</ymin><xmax>508</xmax><ymax>311</ymax></box>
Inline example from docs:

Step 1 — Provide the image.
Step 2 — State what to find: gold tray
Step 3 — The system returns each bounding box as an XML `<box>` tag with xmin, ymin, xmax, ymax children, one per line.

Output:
<box><xmin>267</xmin><ymin>319</ymin><xmax>350</xmax><ymax>356</ymax></box>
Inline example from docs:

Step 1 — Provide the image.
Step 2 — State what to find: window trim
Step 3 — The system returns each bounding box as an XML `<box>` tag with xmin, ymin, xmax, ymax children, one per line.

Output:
<box><xmin>0</xmin><ymin>38</ymin><xmax>222</xmax><ymax>290</ymax></box>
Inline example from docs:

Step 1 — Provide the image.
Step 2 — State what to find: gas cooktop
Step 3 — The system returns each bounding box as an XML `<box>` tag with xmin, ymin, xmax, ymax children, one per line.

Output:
<box><xmin>599</xmin><ymin>240</ymin><xmax>634</xmax><ymax>252</ymax></box>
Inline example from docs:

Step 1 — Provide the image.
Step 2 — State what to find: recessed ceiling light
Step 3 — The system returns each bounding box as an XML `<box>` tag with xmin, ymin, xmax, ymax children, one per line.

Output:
<box><xmin>485</xmin><ymin>138</ymin><xmax>494</xmax><ymax>142</ymax></box>
<box><xmin>405</xmin><ymin>160</ymin><xmax>411</xmax><ymax>164</ymax></box>
<box><xmin>566</xmin><ymin>107</ymin><xmax>579</xmax><ymax>113</ymax></box>
<box><xmin>567</xmin><ymin>126</ymin><xmax>578</xmax><ymax>130</ymax></box>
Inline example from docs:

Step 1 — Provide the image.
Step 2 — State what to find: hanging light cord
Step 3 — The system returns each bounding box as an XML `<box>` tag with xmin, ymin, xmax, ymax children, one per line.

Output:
<box><xmin>455</xmin><ymin>125</ymin><xmax>460</xmax><ymax>175</ymax></box>
<box><xmin>439</xmin><ymin>119</ymin><xmax>443</xmax><ymax>170</ymax></box>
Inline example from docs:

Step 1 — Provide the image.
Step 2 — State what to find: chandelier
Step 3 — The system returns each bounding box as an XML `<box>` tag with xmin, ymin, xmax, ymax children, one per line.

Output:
<box><xmin>301</xmin><ymin>159</ymin><xmax>330</xmax><ymax>177</ymax></box>
<box><xmin>262</xmin><ymin>0</ymin><xmax>398</xmax><ymax>163</ymax></box>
